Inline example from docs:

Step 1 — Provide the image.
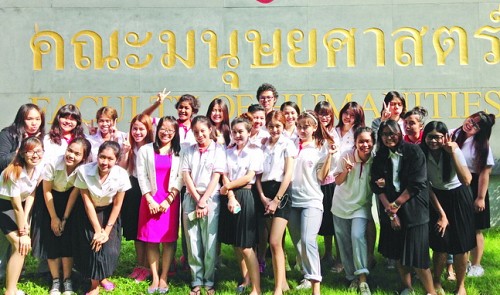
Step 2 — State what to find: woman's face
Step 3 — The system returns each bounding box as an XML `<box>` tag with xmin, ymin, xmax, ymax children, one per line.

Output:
<box><xmin>282</xmin><ymin>106</ymin><xmax>298</xmax><ymax>126</ymax></box>
<box><xmin>210</xmin><ymin>104</ymin><xmax>224</xmax><ymax>125</ymax></box>
<box><xmin>97</xmin><ymin>147</ymin><xmax>117</xmax><ymax>174</ymax></box>
<box><xmin>131</xmin><ymin>121</ymin><xmax>148</xmax><ymax>144</ymax></box>
<box><xmin>380</xmin><ymin>126</ymin><xmax>400</xmax><ymax>148</ymax></box>
<box><xmin>251</xmin><ymin>110</ymin><xmax>266</xmax><ymax>132</ymax></box>
<box><xmin>158</xmin><ymin>121</ymin><xmax>176</xmax><ymax>146</ymax></box>
<box><xmin>389</xmin><ymin>97</ymin><xmax>404</xmax><ymax>118</ymax></box>
<box><xmin>97</xmin><ymin>115</ymin><xmax>114</xmax><ymax>135</ymax></box>
<box><xmin>297</xmin><ymin>118</ymin><xmax>317</xmax><ymax>142</ymax></box>
<box><xmin>462</xmin><ymin>116</ymin><xmax>481</xmax><ymax>136</ymax></box>
<box><xmin>24</xmin><ymin>109</ymin><xmax>42</xmax><ymax>135</ymax></box>
<box><xmin>317</xmin><ymin>112</ymin><xmax>332</xmax><ymax>127</ymax></box>
<box><xmin>356</xmin><ymin>131</ymin><xmax>374</xmax><ymax>156</ymax></box>
<box><xmin>231</xmin><ymin>122</ymin><xmax>250</xmax><ymax>147</ymax></box>
<box><xmin>59</xmin><ymin>115</ymin><xmax>78</xmax><ymax>135</ymax></box>
<box><xmin>404</xmin><ymin>114</ymin><xmax>422</xmax><ymax>137</ymax></box>
<box><xmin>424</xmin><ymin>130</ymin><xmax>445</xmax><ymax>150</ymax></box>
<box><xmin>23</xmin><ymin>144</ymin><xmax>44</xmax><ymax>168</ymax></box>
<box><xmin>65</xmin><ymin>142</ymin><xmax>85</xmax><ymax>168</ymax></box>
<box><xmin>177</xmin><ymin>101</ymin><xmax>193</xmax><ymax>122</ymax></box>
<box><xmin>267</xmin><ymin>119</ymin><xmax>284</xmax><ymax>142</ymax></box>
<box><xmin>342</xmin><ymin>108</ymin><xmax>356</xmax><ymax>127</ymax></box>
<box><xmin>258</xmin><ymin>90</ymin><xmax>276</xmax><ymax>113</ymax></box>
<box><xmin>192</xmin><ymin>122</ymin><xmax>212</xmax><ymax>147</ymax></box>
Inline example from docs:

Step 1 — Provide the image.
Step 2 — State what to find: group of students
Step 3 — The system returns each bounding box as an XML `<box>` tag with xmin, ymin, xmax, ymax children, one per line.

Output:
<box><xmin>0</xmin><ymin>84</ymin><xmax>495</xmax><ymax>295</ymax></box>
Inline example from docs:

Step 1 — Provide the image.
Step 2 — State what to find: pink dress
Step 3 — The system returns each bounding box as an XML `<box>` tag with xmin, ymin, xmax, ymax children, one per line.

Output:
<box><xmin>137</xmin><ymin>153</ymin><xmax>180</xmax><ymax>243</ymax></box>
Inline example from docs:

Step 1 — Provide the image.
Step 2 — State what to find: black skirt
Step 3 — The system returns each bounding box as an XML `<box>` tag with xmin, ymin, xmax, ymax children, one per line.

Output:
<box><xmin>318</xmin><ymin>182</ymin><xmax>335</xmax><ymax>236</ymax></box>
<box><xmin>121</xmin><ymin>176</ymin><xmax>142</xmax><ymax>241</ymax></box>
<box><xmin>29</xmin><ymin>184</ymin><xmax>44</xmax><ymax>258</ymax></box>
<box><xmin>471</xmin><ymin>173</ymin><xmax>490</xmax><ymax>230</ymax></box>
<box><xmin>32</xmin><ymin>189</ymin><xmax>74</xmax><ymax>259</ymax></box>
<box><xmin>255</xmin><ymin>181</ymin><xmax>291</xmax><ymax>220</ymax></box>
<box><xmin>0</xmin><ymin>199</ymin><xmax>20</xmax><ymax>235</ymax></box>
<box><xmin>72</xmin><ymin>200</ymin><xmax>121</xmax><ymax>280</ymax></box>
<box><xmin>218</xmin><ymin>188</ymin><xmax>257</xmax><ymax>248</ymax></box>
<box><xmin>429</xmin><ymin>185</ymin><xmax>476</xmax><ymax>255</ymax></box>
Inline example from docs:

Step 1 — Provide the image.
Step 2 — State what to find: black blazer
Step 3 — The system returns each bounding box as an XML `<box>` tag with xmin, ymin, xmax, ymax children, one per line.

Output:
<box><xmin>370</xmin><ymin>141</ymin><xmax>429</xmax><ymax>227</ymax></box>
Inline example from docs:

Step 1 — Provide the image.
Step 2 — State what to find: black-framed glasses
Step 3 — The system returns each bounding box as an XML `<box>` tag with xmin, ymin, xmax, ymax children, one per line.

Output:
<box><xmin>381</xmin><ymin>131</ymin><xmax>398</xmax><ymax>138</ymax></box>
<box><xmin>25</xmin><ymin>149</ymin><xmax>44</xmax><ymax>157</ymax></box>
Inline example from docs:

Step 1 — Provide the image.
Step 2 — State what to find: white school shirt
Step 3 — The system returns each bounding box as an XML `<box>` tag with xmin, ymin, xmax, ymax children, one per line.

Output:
<box><xmin>388</xmin><ymin>149</ymin><xmax>402</xmax><ymax>192</ymax></box>
<box><xmin>261</xmin><ymin>136</ymin><xmax>297</xmax><ymax>183</ymax></box>
<box><xmin>321</xmin><ymin>128</ymin><xmax>341</xmax><ymax>185</ymax></box>
<box><xmin>0</xmin><ymin>164</ymin><xmax>44</xmax><ymax>202</ymax></box>
<box><xmin>248</xmin><ymin>128</ymin><xmax>270</xmax><ymax>149</ymax></box>
<box><xmin>182</xmin><ymin>141</ymin><xmax>226</xmax><ymax>193</ymax></box>
<box><xmin>86</xmin><ymin>130</ymin><xmax>127</xmax><ymax>162</ymax></box>
<box><xmin>74</xmin><ymin>162</ymin><xmax>131</xmax><ymax>207</ymax></box>
<box><xmin>331</xmin><ymin>150</ymin><xmax>373</xmax><ymax>219</ymax></box>
<box><xmin>226</xmin><ymin>143</ymin><xmax>263</xmax><ymax>184</ymax></box>
<box><xmin>283</xmin><ymin>127</ymin><xmax>299</xmax><ymax>143</ymax></box>
<box><xmin>292</xmin><ymin>142</ymin><xmax>328</xmax><ymax>210</ymax></box>
<box><xmin>43</xmin><ymin>134</ymin><xmax>69</xmax><ymax>164</ymax></box>
<box><xmin>335</xmin><ymin>127</ymin><xmax>355</xmax><ymax>154</ymax></box>
<box><xmin>451</xmin><ymin>129</ymin><xmax>494</xmax><ymax>173</ymax></box>
<box><xmin>427</xmin><ymin>148</ymin><xmax>467</xmax><ymax>190</ymax></box>
<box><xmin>43</xmin><ymin>155</ymin><xmax>78</xmax><ymax>192</ymax></box>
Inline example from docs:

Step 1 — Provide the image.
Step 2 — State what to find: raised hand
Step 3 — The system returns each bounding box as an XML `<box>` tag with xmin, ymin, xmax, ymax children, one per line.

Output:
<box><xmin>381</xmin><ymin>101</ymin><xmax>392</xmax><ymax>121</ymax></box>
<box><xmin>157</xmin><ymin>88</ymin><xmax>171</xmax><ymax>104</ymax></box>
<box><xmin>442</xmin><ymin>133</ymin><xmax>457</xmax><ymax>154</ymax></box>
<box><xmin>85</xmin><ymin>119</ymin><xmax>97</xmax><ymax>135</ymax></box>
<box><xmin>343</xmin><ymin>154</ymin><xmax>354</xmax><ymax>172</ymax></box>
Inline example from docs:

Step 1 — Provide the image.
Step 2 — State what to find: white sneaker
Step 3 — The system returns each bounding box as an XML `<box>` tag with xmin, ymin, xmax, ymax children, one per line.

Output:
<box><xmin>295</xmin><ymin>279</ymin><xmax>312</xmax><ymax>290</ymax></box>
<box><xmin>467</xmin><ymin>264</ymin><xmax>485</xmax><ymax>277</ymax></box>
<box><xmin>348</xmin><ymin>279</ymin><xmax>359</xmax><ymax>291</ymax></box>
<box><xmin>359</xmin><ymin>282</ymin><xmax>371</xmax><ymax>295</ymax></box>
<box><xmin>400</xmin><ymin>288</ymin><xmax>415</xmax><ymax>295</ymax></box>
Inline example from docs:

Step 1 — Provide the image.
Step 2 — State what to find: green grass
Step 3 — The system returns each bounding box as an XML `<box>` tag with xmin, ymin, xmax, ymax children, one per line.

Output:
<box><xmin>2</xmin><ymin>227</ymin><xmax>499</xmax><ymax>294</ymax></box>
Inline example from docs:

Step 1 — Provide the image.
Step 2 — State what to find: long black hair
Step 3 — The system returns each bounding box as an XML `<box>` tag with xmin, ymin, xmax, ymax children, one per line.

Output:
<box><xmin>4</xmin><ymin>103</ymin><xmax>45</xmax><ymax>144</ymax></box>
<box><xmin>49</xmin><ymin>104</ymin><xmax>85</xmax><ymax>145</ymax></box>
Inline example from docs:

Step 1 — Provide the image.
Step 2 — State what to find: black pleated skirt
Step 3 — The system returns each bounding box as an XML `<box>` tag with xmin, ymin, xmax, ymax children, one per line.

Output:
<box><xmin>429</xmin><ymin>185</ymin><xmax>476</xmax><ymax>255</ymax></box>
<box><xmin>121</xmin><ymin>176</ymin><xmax>142</xmax><ymax>241</ymax></box>
<box><xmin>471</xmin><ymin>173</ymin><xmax>490</xmax><ymax>230</ymax></box>
<box><xmin>218</xmin><ymin>188</ymin><xmax>257</xmax><ymax>248</ymax></box>
<box><xmin>72</xmin><ymin>198</ymin><xmax>121</xmax><ymax>280</ymax></box>
<box><xmin>32</xmin><ymin>189</ymin><xmax>74</xmax><ymax>259</ymax></box>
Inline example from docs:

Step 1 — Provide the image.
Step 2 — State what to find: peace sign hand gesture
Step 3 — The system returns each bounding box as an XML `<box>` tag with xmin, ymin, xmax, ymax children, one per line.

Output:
<box><xmin>157</xmin><ymin>88</ymin><xmax>171</xmax><ymax>104</ymax></box>
<box><xmin>85</xmin><ymin>119</ymin><xmax>98</xmax><ymax>136</ymax></box>
<box><xmin>343</xmin><ymin>154</ymin><xmax>354</xmax><ymax>173</ymax></box>
<box><xmin>381</xmin><ymin>101</ymin><xmax>392</xmax><ymax>121</ymax></box>
<box><xmin>442</xmin><ymin>133</ymin><xmax>457</xmax><ymax>154</ymax></box>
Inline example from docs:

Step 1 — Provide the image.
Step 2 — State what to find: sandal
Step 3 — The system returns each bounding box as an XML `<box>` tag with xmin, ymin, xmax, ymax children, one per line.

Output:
<box><xmin>206</xmin><ymin>287</ymin><xmax>216</xmax><ymax>295</ymax></box>
<box><xmin>189</xmin><ymin>286</ymin><xmax>201</xmax><ymax>295</ymax></box>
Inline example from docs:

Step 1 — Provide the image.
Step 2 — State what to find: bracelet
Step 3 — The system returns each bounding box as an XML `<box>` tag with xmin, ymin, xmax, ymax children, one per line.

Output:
<box><xmin>166</xmin><ymin>196</ymin><xmax>173</xmax><ymax>205</ymax></box>
<box><xmin>389</xmin><ymin>214</ymin><xmax>398</xmax><ymax>221</ymax></box>
<box><xmin>390</xmin><ymin>202</ymin><xmax>400</xmax><ymax>210</ymax></box>
<box><xmin>106</xmin><ymin>223</ymin><xmax>114</xmax><ymax>227</ymax></box>
<box><xmin>197</xmin><ymin>204</ymin><xmax>206</xmax><ymax>209</ymax></box>
<box><xmin>276</xmin><ymin>195</ymin><xmax>283</xmax><ymax>201</ymax></box>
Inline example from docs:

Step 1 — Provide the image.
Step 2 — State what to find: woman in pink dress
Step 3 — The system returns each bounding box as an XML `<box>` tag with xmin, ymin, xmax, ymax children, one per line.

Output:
<box><xmin>137</xmin><ymin>116</ymin><xmax>183</xmax><ymax>294</ymax></box>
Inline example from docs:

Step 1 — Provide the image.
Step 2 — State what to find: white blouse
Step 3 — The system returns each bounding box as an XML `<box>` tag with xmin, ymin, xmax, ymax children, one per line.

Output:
<box><xmin>182</xmin><ymin>141</ymin><xmax>226</xmax><ymax>193</ymax></box>
<box><xmin>226</xmin><ymin>143</ymin><xmax>263</xmax><ymax>184</ymax></box>
<box><xmin>261</xmin><ymin>136</ymin><xmax>297</xmax><ymax>183</ymax></box>
<box><xmin>43</xmin><ymin>155</ymin><xmax>79</xmax><ymax>192</ymax></box>
<box><xmin>74</xmin><ymin>162</ymin><xmax>131</xmax><ymax>207</ymax></box>
<box><xmin>0</xmin><ymin>164</ymin><xmax>44</xmax><ymax>202</ymax></box>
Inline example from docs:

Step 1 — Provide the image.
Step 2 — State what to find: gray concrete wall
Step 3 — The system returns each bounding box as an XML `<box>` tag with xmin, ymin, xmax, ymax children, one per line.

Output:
<box><xmin>1</xmin><ymin>0</ymin><xmax>498</xmax><ymax>221</ymax></box>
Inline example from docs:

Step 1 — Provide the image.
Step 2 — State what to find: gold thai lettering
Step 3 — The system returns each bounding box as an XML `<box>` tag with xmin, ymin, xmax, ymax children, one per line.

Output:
<box><xmin>364</xmin><ymin>28</ymin><xmax>386</xmax><ymax>66</ymax></box>
<box><xmin>201</xmin><ymin>30</ymin><xmax>240</xmax><ymax>69</ymax></box>
<box><xmin>322</xmin><ymin>28</ymin><xmax>356</xmax><ymax>67</ymax></box>
<box><xmin>474</xmin><ymin>26</ymin><xmax>500</xmax><ymax>64</ymax></box>
<box><xmin>30</xmin><ymin>31</ymin><xmax>65</xmax><ymax>70</ymax></box>
<box><xmin>124</xmin><ymin>32</ymin><xmax>153</xmax><ymax>69</ymax></box>
<box><xmin>433</xmin><ymin>27</ymin><xmax>468</xmax><ymax>65</ymax></box>
<box><xmin>222</xmin><ymin>71</ymin><xmax>240</xmax><ymax>90</ymax></box>
<box><xmin>71</xmin><ymin>30</ymin><xmax>120</xmax><ymax>70</ymax></box>
<box><xmin>159</xmin><ymin>30</ymin><xmax>195</xmax><ymax>69</ymax></box>
<box><xmin>245</xmin><ymin>29</ymin><xmax>282</xmax><ymax>68</ymax></box>
<box><xmin>287</xmin><ymin>29</ymin><xmax>317</xmax><ymax>67</ymax></box>
<box><xmin>392</xmin><ymin>27</ymin><xmax>428</xmax><ymax>66</ymax></box>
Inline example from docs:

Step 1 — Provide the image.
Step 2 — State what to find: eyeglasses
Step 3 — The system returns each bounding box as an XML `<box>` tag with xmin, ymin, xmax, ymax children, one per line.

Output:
<box><xmin>426</xmin><ymin>134</ymin><xmax>444</xmax><ymax>141</ymax></box>
<box><xmin>159</xmin><ymin>129</ymin><xmax>176</xmax><ymax>134</ymax></box>
<box><xmin>259</xmin><ymin>95</ymin><xmax>274</xmax><ymax>101</ymax></box>
<box><xmin>381</xmin><ymin>132</ymin><xmax>398</xmax><ymax>138</ymax></box>
<box><xmin>25</xmin><ymin>149</ymin><xmax>44</xmax><ymax>157</ymax></box>
<box><xmin>318</xmin><ymin>113</ymin><xmax>331</xmax><ymax>118</ymax></box>
<box><xmin>467</xmin><ymin>118</ymin><xmax>480</xmax><ymax>131</ymax></box>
